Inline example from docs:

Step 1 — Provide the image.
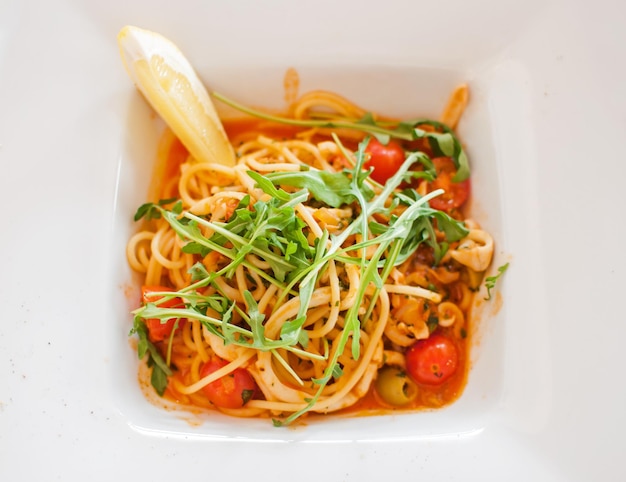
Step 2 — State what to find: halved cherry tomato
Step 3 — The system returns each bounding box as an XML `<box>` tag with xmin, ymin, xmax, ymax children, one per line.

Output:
<box><xmin>405</xmin><ymin>334</ymin><xmax>459</xmax><ymax>385</ymax></box>
<box><xmin>141</xmin><ymin>286</ymin><xmax>186</xmax><ymax>342</ymax></box>
<box><xmin>364</xmin><ymin>138</ymin><xmax>406</xmax><ymax>184</ymax></box>
<box><xmin>426</xmin><ymin>157</ymin><xmax>470</xmax><ymax>212</ymax></box>
<box><xmin>200</xmin><ymin>358</ymin><xmax>258</xmax><ymax>409</ymax></box>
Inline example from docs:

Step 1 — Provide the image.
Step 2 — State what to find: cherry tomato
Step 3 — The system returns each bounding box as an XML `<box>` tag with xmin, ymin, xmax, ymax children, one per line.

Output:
<box><xmin>364</xmin><ymin>138</ymin><xmax>406</xmax><ymax>184</ymax></box>
<box><xmin>405</xmin><ymin>334</ymin><xmax>459</xmax><ymax>385</ymax></box>
<box><xmin>141</xmin><ymin>286</ymin><xmax>186</xmax><ymax>342</ymax></box>
<box><xmin>426</xmin><ymin>157</ymin><xmax>470</xmax><ymax>212</ymax></box>
<box><xmin>200</xmin><ymin>358</ymin><xmax>258</xmax><ymax>409</ymax></box>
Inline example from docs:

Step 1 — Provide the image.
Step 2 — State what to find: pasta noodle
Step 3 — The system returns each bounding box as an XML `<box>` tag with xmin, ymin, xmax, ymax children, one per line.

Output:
<box><xmin>127</xmin><ymin>80</ymin><xmax>494</xmax><ymax>425</ymax></box>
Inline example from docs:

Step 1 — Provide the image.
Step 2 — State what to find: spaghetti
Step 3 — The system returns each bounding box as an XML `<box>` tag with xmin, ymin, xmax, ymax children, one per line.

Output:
<box><xmin>127</xmin><ymin>85</ymin><xmax>494</xmax><ymax>425</ymax></box>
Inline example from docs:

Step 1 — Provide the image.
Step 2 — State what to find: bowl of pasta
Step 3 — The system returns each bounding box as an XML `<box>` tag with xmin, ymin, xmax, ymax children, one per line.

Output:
<box><xmin>110</xmin><ymin>24</ymin><xmax>511</xmax><ymax>440</ymax></box>
<box><xmin>4</xmin><ymin>0</ymin><xmax>623</xmax><ymax>480</ymax></box>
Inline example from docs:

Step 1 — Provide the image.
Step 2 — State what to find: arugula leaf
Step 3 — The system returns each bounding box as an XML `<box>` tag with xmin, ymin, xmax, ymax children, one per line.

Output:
<box><xmin>150</xmin><ymin>363</ymin><xmax>169</xmax><ymax>396</ymax></box>
<box><xmin>189</xmin><ymin>261</ymin><xmax>210</xmax><ymax>282</ymax></box>
<box><xmin>419</xmin><ymin>129</ymin><xmax>456</xmax><ymax>157</ymax></box>
<box><xmin>431</xmin><ymin>210</ymin><xmax>469</xmax><ymax>242</ymax></box>
<box><xmin>130</xmin><ymin>316</ymin><xmax>172</xmax><ymax>396</ymax></box>
<box><xmin>355</xmin><ymin>112</ymin><xmax>390</xmax><ymax>143</ymax></box>
<box><xmin>133</xmin><ymin>197</ymin><xmax>179</xmax><ymax>221</ymax></box>
<box><xmin>389</xmin><ymin>189</ymin><xmax>468</xmax><ymax>265</ymax></box>
<box><xmin>181</xmin><ymin>242</ymin><xmax>211</xmax><ymax>257</ymax></box>
<box><xmin>242</xmin><ymin>291</ymin><xmax>267</xmax><ymax>347</ymax></box>
<box><xmin>332</xmin><ymin>364</ymin><xmax>344</xmax><ymax>379</ymax></box>
<box><xmin>484</xmin><ymin>262</ymin><xmax>510</xmax><ymax>300</ymax></box>
<box><xmin>413</xmin><ymin>121</ymin><xmax>470</xmax><ymax>182</ymax></box>
<box><xmin>219</xmin><ymin>300</ymin><xmax>238</xmax><ymax>345</ymax></box>
<box><xmin>265</xmin><ymin>169</ymin><xmax>374</xmax><ymax>208</ymax></box>
<box><xmin>247</xmin><ymin>171</ymin><xmax>291</xmax><ymax>202</ymax></box>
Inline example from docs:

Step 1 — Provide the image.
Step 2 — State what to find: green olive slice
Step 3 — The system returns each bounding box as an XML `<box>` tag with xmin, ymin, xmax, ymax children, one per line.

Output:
<box><xmin>375</xmin><ymin>366</ymin><xmax>419</xmax><ymax>406</ymax></box>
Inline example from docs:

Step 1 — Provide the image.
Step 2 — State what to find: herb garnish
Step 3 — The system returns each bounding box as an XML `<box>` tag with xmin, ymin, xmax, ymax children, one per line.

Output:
<box><xmin>129</xmin><ymin>316</ymin><xmax>172</xmax><ymax>396</ymax></box>
<box><xmin>131</xmin><ymin>132</ymin><xmax>470</xmax><ymax>425</ymax></box>
<box><xmin>134</xmin><ymin>198</ymin><xmax>182</xmax><ymax>221</ymax></box>
<box><xmin>484</xmin><ymin>262</ymin><xmax>510</xmax><ymax>300</ymax></box>
<box><xmin>212</xmin><ymin>92</ymin><xmax>470</xmax><ymax>182</ymax></box>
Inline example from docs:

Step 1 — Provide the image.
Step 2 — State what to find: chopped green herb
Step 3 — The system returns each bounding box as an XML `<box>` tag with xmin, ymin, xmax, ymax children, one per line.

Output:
<box><xmin>427</xmin><ymin>314</ymin><xmax>439</xmax><ymax>333</ymax></box>
<box><xmin>241</xmin><ymin>389</ymin><xmax>255</xmax><ymax>405</ymax></box>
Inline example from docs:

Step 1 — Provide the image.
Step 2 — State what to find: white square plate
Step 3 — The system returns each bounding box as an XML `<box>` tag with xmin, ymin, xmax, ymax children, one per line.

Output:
<box><xmin>1</xmin><ymin>0</ymin><xmax>624</xmax><ymax>480</ymax></box>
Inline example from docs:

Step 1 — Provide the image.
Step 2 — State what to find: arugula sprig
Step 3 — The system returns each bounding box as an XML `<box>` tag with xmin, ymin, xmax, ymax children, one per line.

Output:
<box><xmin>177</xmin><ymin>181</ymin><xmax>314</xmax><ymax>283</ymax></box>
<box><xmin>134</xmin><ymin>198</ymin><xmax>182</xmax><ymax>221</ymax></box>
<box><xmin>263</xmin><ymin>168</ymin><xmax>375</xmax><ymax>208</ymax></box>
<box><xmin>484</xmin><ymin>262</ymin><xmax>510</xmax><ymax>300</ymax></box>
<box><xmin>134</xmin><ymin>294</ymin><xmax>323</xmax><ymax>361</ymax></box>
<box><xmin>391</xmin><ymin>189</ymin><xmax>469</xmax><ymax>264</ymax></box>
<box><xmin>129</xmin><ymin>316</ymin><xmax>172</xmax><ymax>396</ymax></box>
<box><xmin>212</xmin><ymin>92</ymin><xmax>470</xmax><ymax>182</ymax></box>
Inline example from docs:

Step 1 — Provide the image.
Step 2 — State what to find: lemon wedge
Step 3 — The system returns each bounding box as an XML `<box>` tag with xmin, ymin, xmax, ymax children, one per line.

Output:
<box><xmin>118</xmin><ymin>25</ymin><xmax>235</xmax><ymax>166</ymax></box>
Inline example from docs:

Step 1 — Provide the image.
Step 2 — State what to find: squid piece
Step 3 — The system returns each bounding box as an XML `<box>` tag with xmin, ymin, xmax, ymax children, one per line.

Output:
<box><xmin>450</xmin><ymin>229</ymin><xmax>494</xmax><ymax>273</ymax></box>
<box><xmin>384</xmin><ymin>296</ymin><xmax>430</xmax><ymax>346</ymax></box>
<box><xmin>437</xmin><ymin>301</ymin><xmax>465</xmax><ymax>328</ymax></box>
